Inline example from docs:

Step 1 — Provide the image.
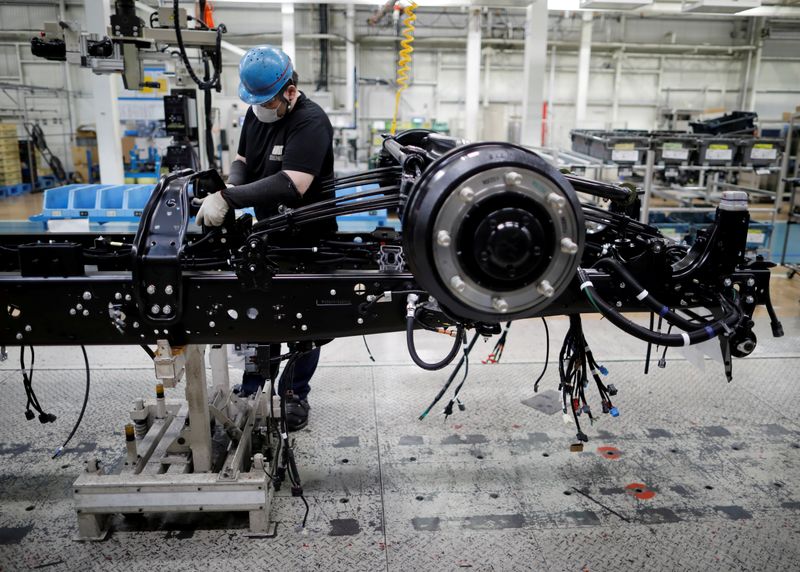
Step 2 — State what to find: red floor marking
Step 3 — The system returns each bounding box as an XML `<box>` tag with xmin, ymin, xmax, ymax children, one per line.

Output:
<box><xmin>625</xmin><ymin>482</ymin><xmax>656</xmax><ymax>500</ymax></box>
<box><xmin>597</xmin><ymin>446</ymin><xmax>622</xmax><ymax>460</ymax></box>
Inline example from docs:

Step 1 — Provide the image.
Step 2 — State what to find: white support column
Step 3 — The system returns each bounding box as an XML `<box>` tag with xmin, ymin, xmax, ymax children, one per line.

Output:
<box><xmin>281</xmin><ymin>3</ymin><xmax>296</xmax><ymax>64</ymax></box>
<box><xmin>85</xmin><ymin>0</ymin><xmax>124</xmax><ymax>184</ymax></box>
<box><xmin>575</xmin><ymin>11</ymin><xmax>593</xmax><ymax>126</ymax></box>
<box><xmin>748</xmin><ymin>17</ymin><xmax>764</xmax><ymax>112</ymax></box>
<box><xmin>546</xmin><ymin>46</ymin><xmax>556</xmax><ymax>147</ymax></box>
<box><xmin>464</xmin><ymin>7</ymin><xmax>481</xmax><ymax>142</ymax></box>
<box><xmin>521</xmin><ymin>0</ymin><xmax>548</xmax><ymax>148</ymax></box>
<box><xmin>610</xmin><ymin>49</ymin><xmax>623</xmax><ymax>128</ymax></box>
<box><xmin>346</xmin><ymin>4</ymin><xmax>356</xmax><ymax>115</ymax></box>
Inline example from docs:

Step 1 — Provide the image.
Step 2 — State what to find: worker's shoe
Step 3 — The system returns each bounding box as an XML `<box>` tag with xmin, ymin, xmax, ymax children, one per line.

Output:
<box><xmin>285</xmin><ymin>397</ymin><xmax>310</xmax><ymax>431</ymax></box>
<box><xmin>235</xmin><ymin>372</ymin><xmax>266</xmax><ymax>397</ymax></box>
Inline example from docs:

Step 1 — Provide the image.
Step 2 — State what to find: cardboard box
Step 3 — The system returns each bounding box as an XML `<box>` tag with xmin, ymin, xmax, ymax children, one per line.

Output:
<box><xmin>121</xmin><ymin>136</ymin><xmax>137</xmax><ymax>164</ymax></box>
<box><xmin>72</xmin><ymin>144</ymin><xmax>98</xmax><ymax>183</ymax></box>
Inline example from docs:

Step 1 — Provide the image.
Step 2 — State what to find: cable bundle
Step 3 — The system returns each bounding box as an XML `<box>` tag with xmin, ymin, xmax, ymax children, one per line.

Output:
<box><xmin>482</xmin><ymin>322</ymin><xmax>511</xmax><ymax>364</ymax></box>
<box><xmin>559</xmin><ymin>315</ymin><xmax>618</xmax><ymax>446</ymax></box>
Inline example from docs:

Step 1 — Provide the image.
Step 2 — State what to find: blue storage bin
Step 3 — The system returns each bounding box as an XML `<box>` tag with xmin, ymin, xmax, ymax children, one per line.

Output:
<box><xmin>32</xmin><ymin>184</ymin><xmax>91</xmax><ymax>220</ymax></box>
<box><xmin>124</xmin><ymin>185</ymin><xmax>155</xmax><ymax>214</ymax></box>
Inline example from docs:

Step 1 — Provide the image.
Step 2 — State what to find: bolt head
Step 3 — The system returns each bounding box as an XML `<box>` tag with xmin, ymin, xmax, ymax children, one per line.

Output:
<box><xmin>82</xmin><ymin>291</ymin><xmax>92</xmax><ymax>301</ymax></box>
<box><xmin>723</xmin><ymin>278</ymin><xmax>732</xmax><ymax>287</ymax></box>
<box><xmin>115</xmin><ymin>292</ymin><xmax>122</xmax><ymax>300</ymax></box>
<box><xmin>24</xmin><ymin>325</ymin><xmax>32</xmax><ymax>332</ymax></box>
<box><xmin>76</xmin><ymin>304</ymin><xmax>83</xmax><ymax>311</ymax></box>
<box><xmin>357</xmin><ymin>318</ymin><xmax>364</xmax><ymax>325</ymax></box>
<box><xmin>82</xmin><ymin>309</ymin><xmax>89</xmax><ymax>316</ymax></box>
<box><xmin>745</xmin><ymin>295</ymin><xmax>754</xmax><ymax>304</ymax></box>
<box><xmin>450</xmin><ymin>275</ymin><xmax>467</xmax><ymax>293</ymax></box>
<box><xmin>436</xmin><ymin>230</ymin><xmax>452</xmax><ymax>247</ymax></box>
<box><xmin>330</xmin><ymin>289</ymin><xmax>337</xmax><ymax>296</ymax></box>
<box><xmin>560</xmin><ymin>237</ymin><xmax>579</xmax><ymax>255</ymax></box>
<box><xmin>459</xmin><ymin>187</ymin><xmax>475</xmax><ymax>202</ymax></box>
<box><xmin>162</xmin><ymin>305</ymin><xmax>172</xmax><ymax>315</ymax></box>
<box><xmin>250</xmin><ymin>241</ymin><xmax>258</xmax><ymax>249</ymax></box>
<box><xmin>301</xmin><ymin>324</ymin><xmax>308</xmax><ymax>332</ymax></box>
<box><xmin>492</xmin><ymin>297</ymin><xmax>509</xmax><ymax>313</ymax></box>
<box><xmin>537</xmin><ymin>280</ymin><xmax>555</xmax><ymax>298</ymax></box>
<box><xmin>69</xmin><ymin>309</ymin><xmax>77</xmax><ymax>316</ymax></box>
<box><xmin>133</xmin><ymin>322</ymin><xmax>139</xmax><ymax>329</ymax></box>
<box><xmin>15</xmin><ymin>333</ymin><xmax>22</xmax><ymax>340</ymax></box>
<box><xmin>547</xmin><ymin>192</ymin><xmax>566</xmax><ymax>208</ymax></box>
<box><xmin>746</xmin><ymin>278</ymin><xmax>755</xmax><ymax>287</ymax></box>
<box><xmin>146</xmin><ymin>285</ymin><xmax>156</xmax><ymax>295</ymax></box>
<box><xmin>249</xmin><ymin>265</ymin><xmax>257</xmax><ymax>273</ymax></box>
<box><xmin>504</xmin><ymin>171</ymin><xmax>523</xmax><ymax>186</ymax></box>
<box><xmin>151</xmin><ymin>305</ymin><xmax>160</xmax><ymax>315</ymax></box>
<box><xmin>125</xmin><ymin>294</ymin><xmax>132</xmax><ymax>301</ymax></box>
<box><xmin>165</xmin><ymin>285</ymin><xmax>174</xmax><ymax>295</ymax></box>
<box><xmin>209</xmin><ymin>321</ymin><xmax>216</xmax><ymax>328</ymax></box>
<box><xmin>296</xmin><ymin>313</ymin><xmax>303</xmax><ymax>319</ymax></box>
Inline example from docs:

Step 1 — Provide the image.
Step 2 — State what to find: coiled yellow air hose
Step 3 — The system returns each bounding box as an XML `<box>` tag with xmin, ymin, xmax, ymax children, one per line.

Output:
<box><xmin>390</xmin><ymin>1</ymin><xmax>417</xmax><ymax>135</ymax></box>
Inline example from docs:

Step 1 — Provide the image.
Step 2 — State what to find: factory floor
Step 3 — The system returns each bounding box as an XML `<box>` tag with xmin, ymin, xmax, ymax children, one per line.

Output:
<box><xmin>0</xmin><ymin>275</ymin><xmax>798</xmax><ymax>571</ymax></box>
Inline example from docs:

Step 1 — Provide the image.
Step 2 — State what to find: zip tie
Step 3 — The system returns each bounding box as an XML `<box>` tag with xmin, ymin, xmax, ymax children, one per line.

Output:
<box><xmin>636</xmin><ymin>289</ymin><xmax>649</xmax><ymax>301</ymax></box>
<box><xmin>579</xmin><ymin>280</ymin><xmax>594</xmax><ymax>291</ymax></box>
<box><xmin>680</xmin><ymin>332</ymin><xmax>690</xmax><ymax>346</ymax></box>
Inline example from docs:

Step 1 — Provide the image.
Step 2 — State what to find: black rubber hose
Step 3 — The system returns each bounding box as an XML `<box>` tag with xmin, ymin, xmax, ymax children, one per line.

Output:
<box><xmin>406</xmin><ymin>316</ymin><xmax>463</xmax><ymax>371</ymax></box>
<box><xmin>594</xmin><ymin>257</ymin><xmax>729</xmax><ymax>332</ymax></box>
<box><xmin>577</xmin><ymin>267</ymin><xmax>740</xmax><ymax>348</ymax></box>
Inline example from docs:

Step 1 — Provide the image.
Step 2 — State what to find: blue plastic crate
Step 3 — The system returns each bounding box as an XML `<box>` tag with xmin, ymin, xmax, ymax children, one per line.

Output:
<box><xmin>0</xmin><ymin>182</ymin><xmax>32</xmax><ymax>197</ymax></box>
<box><xmin>31</xmin><ymin>183</ymin><xmax>155</xmax><ymax>222</ymax></box>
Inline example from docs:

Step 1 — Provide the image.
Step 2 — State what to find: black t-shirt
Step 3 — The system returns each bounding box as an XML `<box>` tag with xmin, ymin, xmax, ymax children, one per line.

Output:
<box><xmin>237</xmin><ymin>93</ymin><xmax>335</xmax><ymax>228</ymax></box>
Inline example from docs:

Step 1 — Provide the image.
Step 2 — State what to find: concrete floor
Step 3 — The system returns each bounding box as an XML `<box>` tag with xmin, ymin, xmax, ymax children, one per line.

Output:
<box><xmin>0</xmin><ymin>275</ymin><xmax>798</xmax><ymax>571</ymax></box>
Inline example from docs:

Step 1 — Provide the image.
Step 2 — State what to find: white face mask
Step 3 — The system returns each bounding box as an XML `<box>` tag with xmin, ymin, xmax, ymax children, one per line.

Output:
<box><xmin>252</xmin><ymin>104</ymin><xmax>279</xmax><ymax>123</ymax></box>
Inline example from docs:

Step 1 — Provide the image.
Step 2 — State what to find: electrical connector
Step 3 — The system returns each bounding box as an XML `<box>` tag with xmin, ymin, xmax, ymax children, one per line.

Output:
<box><xmin>291</xmin><ymin>485</ymin><xmax>304</xmax><ymax>497</ymax></box>
<box><xmin>576</xmin><ymin>432</ymin><xmax>588</xmax><ymax>442</ymax></box>
<box><xmin>38</xmin><ymin>412</ymin><xmax>57</xmax><ymax>424</ymax></box>
<box><xmin>582</xmin><ymin>404</ymin><xmax>591</xmax><ymax>415</ymax></box>
<box><xmin>24</xmin><ymin>409</ymin><xmax>35</xmax><ymax>421</ymax></box>
<box><xmin>456</xmin><ymin>398</ymin><xmax>466</xmax><ymax>412</ymax></box>
<box><xmin>571</xmin><ymin>398</ymin><xmax>580</xmax><ymax>412</ymax></box>
<box><xmin>609</xmin><ymin>406</ymin><xmax>620</xmax><ymax>417</ymax></box>
<box><xmin>598</xmin><ymin>365</ymin><xmax>609</xmax><ymax>376</ymax></box>
<box><xmin>602</xmin><ymin>402</ymin><xmax>610</xmax><ymax>414</ymax></box>
<box><xmin>657</xmin><ymin>357</ymin><xmax>666</xmax><ymax>368</ymax></box>
<box><xmin>51</xmin><ymin>446</ymin><xmax>63</xmax><ymax>459</ymax></box>
<box><xmin>607</xmin><ymin>384</ymin><xmax>618</xmax><ymax>396</ymax></box>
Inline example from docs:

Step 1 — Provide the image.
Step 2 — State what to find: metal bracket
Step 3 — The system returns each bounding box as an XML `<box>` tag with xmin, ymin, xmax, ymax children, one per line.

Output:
<box><xmin>378</xmin><ymin>245</ymin><xmax>405</xmax><ymax>273</ymax></box>
<box><xmin>153</xmin><ymin>339</ymin><xmax>186</xmax><ymax>388</ymax></box>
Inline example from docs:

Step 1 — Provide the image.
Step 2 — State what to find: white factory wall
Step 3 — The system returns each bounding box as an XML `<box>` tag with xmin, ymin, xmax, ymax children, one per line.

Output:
<box><xmin>1</xmin><ymin>3</ymin><xmax>799</xmax><ymax>172</ymax></box>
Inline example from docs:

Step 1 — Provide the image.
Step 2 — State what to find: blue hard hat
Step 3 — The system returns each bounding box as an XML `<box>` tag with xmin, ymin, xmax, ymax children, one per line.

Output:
<box><xmin>238</xmin><ymin>45</ymin><xmax>294</xmax><ymax>105</ymax></box>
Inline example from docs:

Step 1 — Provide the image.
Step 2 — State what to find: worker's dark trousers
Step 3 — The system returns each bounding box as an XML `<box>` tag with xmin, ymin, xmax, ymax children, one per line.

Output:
<box><xmin>241</xmin><ymin>344</ymin><xmax>320</xmax><ymax>401</ymax></box>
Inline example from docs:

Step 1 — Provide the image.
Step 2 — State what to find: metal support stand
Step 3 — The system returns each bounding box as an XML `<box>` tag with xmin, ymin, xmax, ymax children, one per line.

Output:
<box><xmin>72</xmin><ymin>342</ymin><xmax>279</xmax><ymax>540</ymax></box>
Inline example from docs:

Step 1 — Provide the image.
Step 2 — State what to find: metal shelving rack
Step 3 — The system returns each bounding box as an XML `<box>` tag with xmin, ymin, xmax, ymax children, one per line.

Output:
<box><xmin>778</xmin><ymin>112</ymin><xmax>800</xmax><ymax>278</ymax></box>
<box><xmin>636</xmin><ymin>149</ymin><xmax>783</xmax><ymax>254</ymax></box>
